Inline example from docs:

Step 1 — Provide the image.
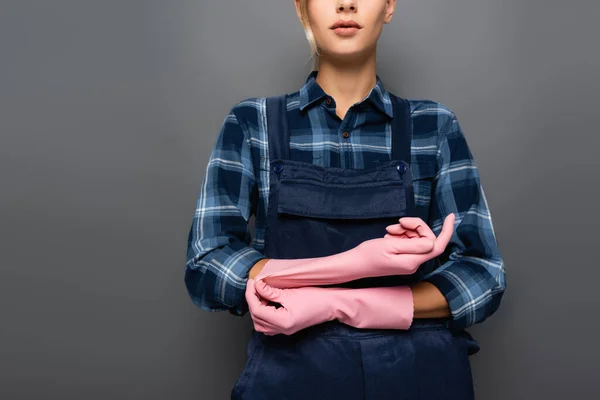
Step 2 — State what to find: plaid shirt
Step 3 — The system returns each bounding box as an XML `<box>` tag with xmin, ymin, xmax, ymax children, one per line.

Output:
<box><xmin>185</xmin><ymin>71</ymin><xmax>506</xmax><ymax>331</ymax></box>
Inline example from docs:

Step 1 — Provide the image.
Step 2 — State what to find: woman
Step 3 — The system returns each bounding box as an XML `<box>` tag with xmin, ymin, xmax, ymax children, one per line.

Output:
<box><xmin>185</xmin><ymin>0</ymin><xmax>506</xmax><ymax>399</ymax></box>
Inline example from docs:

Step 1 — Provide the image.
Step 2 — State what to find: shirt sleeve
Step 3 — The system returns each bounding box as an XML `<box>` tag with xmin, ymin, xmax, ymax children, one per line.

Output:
<box><xmin>184</xmin><ymin>105</ymin><xmax>266</xmax><ymax>316</ymax></box>
<box><xmin>423</xmin><ymin>110</ymin><xmax>506</xmax><ymax>332</ymax></box>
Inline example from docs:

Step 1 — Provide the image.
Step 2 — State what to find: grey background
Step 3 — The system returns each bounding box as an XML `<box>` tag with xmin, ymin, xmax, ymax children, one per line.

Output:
<box><xmin>1</xmin><ymin>0</ymin><xmax>598</xmax><ymax>399</ymax></box>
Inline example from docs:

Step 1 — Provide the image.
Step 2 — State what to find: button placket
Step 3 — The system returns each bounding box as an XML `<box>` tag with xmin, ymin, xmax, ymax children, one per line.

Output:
<box><xmin>339</xmin><ymin>110</ymin><xmax>357</xmax><ymax>169</ymax></box>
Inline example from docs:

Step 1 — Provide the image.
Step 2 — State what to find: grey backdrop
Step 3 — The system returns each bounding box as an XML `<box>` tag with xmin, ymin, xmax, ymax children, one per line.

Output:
<box><xmin>1</xmin><ymin>0</ymin><xmax>599</xmax><ymax>399</ymax></box>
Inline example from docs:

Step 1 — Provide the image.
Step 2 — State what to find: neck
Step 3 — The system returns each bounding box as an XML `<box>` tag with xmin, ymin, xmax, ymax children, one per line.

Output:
<box><xmin>314</xmin><ymin>49</ymin><xmax>378</xmax><ymax>116</ymax></box>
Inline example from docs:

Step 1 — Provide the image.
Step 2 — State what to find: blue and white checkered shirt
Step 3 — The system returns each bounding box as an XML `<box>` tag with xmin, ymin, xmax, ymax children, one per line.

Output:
<box><xmin>185</xmin><ymin>71</ymin><xmax>506</xmax><ymax>331</ymax></box>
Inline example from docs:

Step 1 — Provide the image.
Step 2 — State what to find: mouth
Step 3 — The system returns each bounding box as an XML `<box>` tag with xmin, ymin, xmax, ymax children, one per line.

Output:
<box><xmin>330</xmin><ymin>20</ymin><xmax>362</xmax><ymax>37</ymax></box>
<box><xmin>330</xmin><ymin>19</ymin><xmax>363</xmax><ymax>30</ymax></box>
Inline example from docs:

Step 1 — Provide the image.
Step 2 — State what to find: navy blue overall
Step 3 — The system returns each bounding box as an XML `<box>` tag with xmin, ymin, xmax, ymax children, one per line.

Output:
<box><xmin>231</xmin><ymin>94</ymin><xmax>480</xmax><ymax>400</ymax></box>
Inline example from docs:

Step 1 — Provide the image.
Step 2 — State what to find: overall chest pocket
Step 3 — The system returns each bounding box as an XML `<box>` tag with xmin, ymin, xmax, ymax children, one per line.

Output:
<box><xmin>274</xmin><ymin>175</ymin><xmax>424</xmax><ymax>286</ymax></box>
<box><xmin>272</xmin><ymin>161</ymin><xmax>410</xmax><ymax>260</ymax></box>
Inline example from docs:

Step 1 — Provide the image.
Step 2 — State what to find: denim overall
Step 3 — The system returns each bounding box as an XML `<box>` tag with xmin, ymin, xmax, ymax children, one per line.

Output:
<box><xmin>231</xmin><ymin>95</ymin><xmax>479</xmax><ymax>400</ymax></box>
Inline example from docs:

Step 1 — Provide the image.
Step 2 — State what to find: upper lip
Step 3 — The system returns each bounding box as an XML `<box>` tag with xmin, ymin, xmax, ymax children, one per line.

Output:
<box><xmin>330</xmin><ymin>19</ymin><xmax>362</xmax><ymax>29</ymax></box>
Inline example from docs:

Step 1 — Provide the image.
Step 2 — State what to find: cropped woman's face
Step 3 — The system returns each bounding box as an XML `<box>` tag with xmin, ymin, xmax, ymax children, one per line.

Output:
<box><xmin>300</xmin><ymin>0</ymin><xmax>395</xmax><ymax>62</ymax></box>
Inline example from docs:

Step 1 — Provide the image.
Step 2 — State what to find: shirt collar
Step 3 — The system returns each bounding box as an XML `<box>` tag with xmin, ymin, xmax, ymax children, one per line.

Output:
<box><xmin>298</xmin><ymin>70</ymin><xmax>394</xmax><ymax>118</ymax></box>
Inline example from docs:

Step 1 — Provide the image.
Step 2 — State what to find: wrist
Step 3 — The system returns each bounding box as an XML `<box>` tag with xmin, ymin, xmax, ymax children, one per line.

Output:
<box><xmin>328</xmin><ymin>287</ymin><xmax>357</xmax><ymax>323</ymax></box>
<box><xmin>332</xmin><ymin>286</ymin><xmax>415</xmax><ymax>330</ymax></box>
<box><xmin>406</xmin><ymin>286</ymin><xmax>415</xmax><ymax>328</ymax></box>
<box><xmin>249</xmin><ymin>258</ymin><xmax>269</xmax><ymax>280</ymax></box>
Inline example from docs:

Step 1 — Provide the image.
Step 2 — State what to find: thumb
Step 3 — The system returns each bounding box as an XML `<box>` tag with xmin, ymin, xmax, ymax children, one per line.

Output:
<box><xmin>254</xmin><ymin>279</ymin><xmax>282</xmax><ymax>302</ymax></box>
<box><xmin>433</xmin><ymin>213</ymin><xmax>456</xmax><ymax>254</ymax></box>
<box><xmin>386</xmin><ymin>236</ymin><xmax>435</xmax><ymax>254</ymax></box>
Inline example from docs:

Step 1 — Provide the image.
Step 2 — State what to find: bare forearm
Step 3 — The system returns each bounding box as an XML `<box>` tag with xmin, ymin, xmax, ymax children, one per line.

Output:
<box><xmin>249</xmin><ymin>258</ymin><xmax>270</xmax><ymax>279</ymax></box>
<box><xmin>410</xmin><ymin>281</ymin><xmax>451</xmax><ymax>318</ymax></box>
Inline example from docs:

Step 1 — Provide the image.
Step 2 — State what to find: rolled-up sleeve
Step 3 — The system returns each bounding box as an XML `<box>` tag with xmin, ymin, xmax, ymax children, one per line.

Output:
<box><xmin>424</xmin><ymin>110</ymin><xmax>506</xmax><ymax>331</ymax></box>
<box><xmin>185</xmin><ymin>105</ymin><xmax>265</xmax><ymax>316</ymax></box>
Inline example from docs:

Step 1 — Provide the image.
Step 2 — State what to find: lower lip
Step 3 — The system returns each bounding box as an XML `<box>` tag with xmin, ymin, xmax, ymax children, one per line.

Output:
<box><xmin>332</xmin><ymin>27</ymin><xmax>360</xmax><ymax>36</ymax></box>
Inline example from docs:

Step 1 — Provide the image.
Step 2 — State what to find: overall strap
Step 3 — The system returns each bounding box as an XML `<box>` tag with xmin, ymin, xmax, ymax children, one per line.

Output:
<box><xmin>266</xmin><ymin>94</ymin><xmax>290</xmax><ymax>161</ymax></box>
<box><xmin>390</xmin><ymin>94</ymin><xmax>412</xmax><ymax>164</ymax></box>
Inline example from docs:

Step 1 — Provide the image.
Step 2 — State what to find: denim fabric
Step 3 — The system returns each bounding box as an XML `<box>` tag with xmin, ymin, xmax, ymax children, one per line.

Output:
<box><xmin>231</xmin><ymin>319</ymin><xmax>477</xmax><ymax>400</ymax></box>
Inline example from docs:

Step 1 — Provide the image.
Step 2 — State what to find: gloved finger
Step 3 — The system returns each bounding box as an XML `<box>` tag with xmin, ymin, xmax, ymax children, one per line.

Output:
<box><xmin>246</xmin><ymin>280</ymin><xmax>289</xmax><ymax>335</ymax></box>
<box><xmin>254</xmin><ymin>282</ymin><xmax>295</xmax><ymax>331</ymax></box>
<box><xmin>254</xmin><ymin>284</ymin><xmax>291</xmax><ymax>319</ymax></box>
<box><xmin>251</xmin><ymin>281</ymin><xmax>271</xmax><ymax>305</ymax></box>
<box><xmin>253</xmin><ymin>276</ymin><xmax>272</xmax><ymax>289</ymax></box>
<box><xmin>384</xmin><ymin>232</ymin><xmax>418</xmax><ymax>239</ymax></box>
<box><xmin>246</xmin><ymin>280</ymin><xmax>278</xmax><ymax>325</ymax></box>
<box><xmin>404</xmin><ymin>230</ymin><xmax>420</xmax><ymax>238</ymax></box>
<box><xmin>246</xmin><ymin>279</ymin><xmax>265</xmax><ymax>310</ymax></box>
<box><xmin>385</xmin><ymin>236</ymin><xmax>435</xmax><ymax>254</ymax></box>
<box><xmin>432</xmin><ymin>213</ymin><xmax>456</xmax><ymax>255</ymax></box>
<box><xmin>254</xmin><ymin>305</ymin><xmax>291</xmax><ymax>335</ymax></box>
<box><xmin>255</xmin><ymin>319</ymin><xmax>282</xmax><ymax>336</ymax></box>
<box><xmin>248</xmin><ymin>294</ymin><xmax>286</xmax><ymax>331</ymax></box>
<box><xmin>249</xmin><ymin>286</ymin><xmax>289</xmax><ymax>323</ymax></box>
<box><xmin>385</xmin><ymin>224</ymin><xmax>422</xmax><ymax>239</ymax></box>
<box><xmin>398</xmin><ymin>217</ymin><xmax>436</xmax><ymax>239</ymax></box>
<box><xmin>384</xmin><ymin>223</ymin><xmax>410</xmax><ymax>236</ymax></box>
<box><xmin>254</xmin><ymin>279</ymin><xmax>284</xmax><ymax>302</ymax></box>
<box><xmin>251</xmin><ymin>317</ymin><xmax>272</xmax><ymax>333</ymax></box>
<box><xmin>252</xmin><ymin>312</ymin><xmax>279</xmax><ymax>333</ymax></box>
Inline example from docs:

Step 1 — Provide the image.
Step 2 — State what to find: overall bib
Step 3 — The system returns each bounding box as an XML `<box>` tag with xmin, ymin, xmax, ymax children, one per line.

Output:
<box><xmin>231</xmin><ymin>95</ymin><xmax>479</xmax><ymax>400</ymax></box>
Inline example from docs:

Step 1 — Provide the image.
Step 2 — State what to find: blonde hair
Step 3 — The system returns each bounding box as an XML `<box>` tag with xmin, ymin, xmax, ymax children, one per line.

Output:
<box><xmin>297</xmin><ymin>0</ymin><xmax>320</xmax><ymax>70</ymax></box>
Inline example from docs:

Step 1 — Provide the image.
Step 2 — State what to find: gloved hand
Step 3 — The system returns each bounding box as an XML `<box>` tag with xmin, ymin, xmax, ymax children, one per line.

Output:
<box><xmin>246</xmin><ymin>278</ymin><xmax>336</xmax><ymax>335</ymax></box>
<box><xmin>246</xmin><ymin>278</ymin><xmax>414</xmax><ymax>336</ymax></box>
<box><xmin>256</xmin><ymin>213</ymin><xmax>455</xmax><ymax>289</ymax></box>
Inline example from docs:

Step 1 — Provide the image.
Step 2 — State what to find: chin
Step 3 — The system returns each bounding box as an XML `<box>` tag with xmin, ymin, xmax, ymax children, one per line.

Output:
<box><xmin>324</xmin><ymin>39</ymin><xmax>372</xmax><ymax>55</ymax></box>
<box><xmin>327</xmin><ymin>48</ymin><xmax>370</xmax><ymax>62</ymax></box>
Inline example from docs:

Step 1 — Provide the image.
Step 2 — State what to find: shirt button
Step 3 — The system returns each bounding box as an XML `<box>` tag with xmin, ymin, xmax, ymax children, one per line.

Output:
<box><xmin>326</xmin><ymin>98</ymin><xmax>332</xmax><ymax>105</ymax></box>
<box><xmin>343</xmin><ymin>131</ymin><xmax>349</xmax><ymax>138</ymax></box>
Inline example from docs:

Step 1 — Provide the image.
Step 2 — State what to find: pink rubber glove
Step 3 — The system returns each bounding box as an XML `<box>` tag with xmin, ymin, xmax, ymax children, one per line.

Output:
<box><xmin>246</xmin><ymin>278</ymin><xmax>413</xmax><ymax>335</ymax></box>
<box><xmin>256</xmin><ymin>214</ymin><xmax>455</xmax><ymax>289</ymax></box>
<box><xmin>246</xmin><ymin>278</ymin><xmax>336</xmax><ymax>335</ymax></box>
